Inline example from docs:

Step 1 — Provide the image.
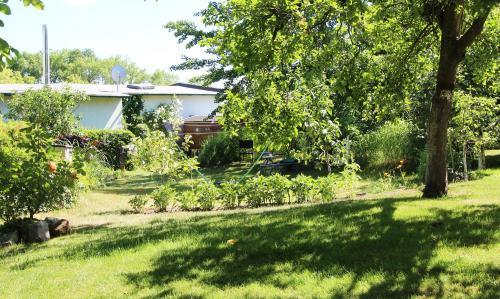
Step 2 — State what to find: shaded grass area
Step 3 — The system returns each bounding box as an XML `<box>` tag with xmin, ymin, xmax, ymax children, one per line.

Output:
<box><xmin>0</xmin><ymin>153</ymin><xmax>499</xmax><ymax>298</ymax></box>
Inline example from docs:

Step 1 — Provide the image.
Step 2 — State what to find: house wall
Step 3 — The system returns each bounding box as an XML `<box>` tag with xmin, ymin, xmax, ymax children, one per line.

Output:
<box><xmin>1</xmin><ymin>96</ymin><xmax>123</xmax><ymax>130</ymax></box>
<box><xmin>142</xmin><ymin>94</ymin><xmax>218</xmax><ymax>119</ymax></box>
<box><xmin>75</xmin><ymin>97</ymin><xmax>123</xmax><ymax>130</ymax></box>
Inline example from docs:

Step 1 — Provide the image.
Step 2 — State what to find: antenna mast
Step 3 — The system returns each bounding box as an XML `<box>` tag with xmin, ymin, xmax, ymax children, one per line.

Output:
<box><xmin>42</xmin><ymin>24</ymin><xmax>50</xmax><ymax>85</ymax></box>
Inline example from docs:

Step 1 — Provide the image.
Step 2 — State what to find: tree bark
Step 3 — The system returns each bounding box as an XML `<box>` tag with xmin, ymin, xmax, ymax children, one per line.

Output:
<box><xmin>423</xmin><ymin>21</ymin><xmax>458</xmax><ymax>197</ymax></box>
<box><xmin>462</xmin><ymin>142</ymin><xmax>468</xmax><ymax>181</ymax></box>
<box><xmin>423</xmin><ymin>3</ymin><xmax>489</xmax><ymax>198</ymax></box>
<box><xmin>478</xmin><ymin>146</ymin><xmax>485</xmax><ymax>170</ymax></box>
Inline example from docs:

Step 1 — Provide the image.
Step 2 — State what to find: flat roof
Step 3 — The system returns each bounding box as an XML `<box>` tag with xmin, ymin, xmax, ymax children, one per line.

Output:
<box><xmin>0</xmin><ymin>83</ymin><xmax>221</xmax><ymax>98</ymax></box>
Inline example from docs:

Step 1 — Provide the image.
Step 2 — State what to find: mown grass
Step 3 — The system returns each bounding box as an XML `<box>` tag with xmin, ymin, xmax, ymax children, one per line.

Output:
<box><xmin>0</xmin><ymin>153</ymin><xmax>499</xmax><ymax>298</ymax></box>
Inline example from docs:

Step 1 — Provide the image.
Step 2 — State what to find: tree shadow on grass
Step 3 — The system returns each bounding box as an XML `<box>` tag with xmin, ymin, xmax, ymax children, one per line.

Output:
<box><xmin>8</xmin><ymin>197</ymin><xmax>499</xmax><ymax>298</ymax></box>
<box><xmin>134</xmin><ymin>201</ymin><xmax>498</xmax><ymax>298</ymax></box>
<box><xmin>73</xmin><ymin>198</ymin><xmax>500</xmax><ymax>296</ymax></box>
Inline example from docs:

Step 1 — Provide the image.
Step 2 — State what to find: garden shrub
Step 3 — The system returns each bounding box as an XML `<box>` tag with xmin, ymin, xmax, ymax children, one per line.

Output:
<box><xmin>291</xmin><ymin>174</ymin><xmax>316</xmax><ymax>203</ymax></box>
<box><xmin>4</xmin><ymin>86</ymin><xmax>89</xmax><ymax>136</ymax></box>
<box><xmin>129</xmin><ymin>195</ymin><xmax>149</xmax><ymax>213</ymax></box>
<box><xmin>178</xmin><ymin>190</ymin><xmax>198</xmax><ymax>211</ymax></box>
<box><xmin>198</xmin><ymin>133</ymin><xmax>239</xmax><ymax>167</ymax></box>
<box><xmin>195</xmin><ymin>182</ymin><xmax>220</xmax><ymax>210</ymax></box>
<box><xmin>264</xmin><ymin>174</ymin><xmax>292</xmax><ymax>205</ymax></box>
<box><xmin>0</xmin><ymin>122</ymin><xmax>83</xmax><ymax>221</ymax></box>
<box><xmin>83</xmin><ymin>129</ymin><xmax>135</xmax><ymax>170</ymax></box>
<box><xmin>316</xmin><ymin>174</ymin><xmax>338</xmax><ymax>202</ymax></box>
<box><xmin>130</xmin><ymin>168</ymin><xmax>359</xmax><ymax>213</ymax></box>
<box><xmin>142</xmin><ymin>101</ymin><xmax>182</xmax><ymax>132</ymax></box>
<box><xmin>339</xmin><ymin>162</ymin><xmax>361</xmax><ymax>198</ymax></box>
<box><xmin>134</xmin><ymin>123</ymin><xmax>150</xmax><ymax>138</ymax></box>
<box><xmin>131</xmin><ymin>130</ymin><xmax>198</xmax><ymax>178</ymax></box>
<box><xmin>417</xmin><ymin>150</ymin><xmax>427</xmax><ymax>182</ymax></box>
<box><xmin>122</xmin><ymin>95</ymin><xmax>144</xmax><ymax>136</ymax></box>
<box><xmin>353</xmin><ymin>119</ymin><xmax>415</xmax><ymax>170</ymax></box>
<box><xmin>219</xmin><ymin>180</ymin><xmax>244</xmax><ymax>209</ymax></box>
<box><xmin>77</xmin><ymin>148</ymin><xmax>116</xmax><ymax>190</ymax></box>
<box><xmin>244</xmin><ymin>176</ymin><xmax>266</xmax><ymax>207</ymax></box>
<box><xmin>151</xmin><ymin>184</ymin><xmax>177</xmax><ymax>212</ymax></box>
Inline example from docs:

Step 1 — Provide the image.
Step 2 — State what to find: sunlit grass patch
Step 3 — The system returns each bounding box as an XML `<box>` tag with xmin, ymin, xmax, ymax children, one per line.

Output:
<box><xmin>1</xmin><ymin>164</ymin><xmax>499</xmax><ymax>298</ymax></box>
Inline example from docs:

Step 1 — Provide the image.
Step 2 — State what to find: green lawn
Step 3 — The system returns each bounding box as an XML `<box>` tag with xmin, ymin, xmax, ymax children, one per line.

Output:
<box><xmin>1</xmin><ymin>156</ymin><xmax>499</xmax><ymax>298</ymax></box>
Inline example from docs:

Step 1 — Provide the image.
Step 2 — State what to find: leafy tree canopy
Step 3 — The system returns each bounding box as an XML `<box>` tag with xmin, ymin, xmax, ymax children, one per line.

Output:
<box><xmin>4</xmin><ymin>49</ymin><xmax>179</xmax><ymax>85</ymax></box>
<box><xmin>167</xmin><ymin>0</ymin><xmax>499</xmax><ymax>195</ymax></box>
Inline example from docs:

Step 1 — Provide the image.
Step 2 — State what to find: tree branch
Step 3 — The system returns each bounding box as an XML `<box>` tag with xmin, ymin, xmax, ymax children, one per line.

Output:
<box><xmin>457</xmin><ymin>15</ymin><xmax>489</xmax><ymax>52</ymax></box>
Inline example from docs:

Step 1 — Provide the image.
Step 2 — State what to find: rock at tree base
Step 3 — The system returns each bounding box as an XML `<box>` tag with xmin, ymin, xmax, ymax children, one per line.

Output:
<box><xmin>45</xmin><ymin>217</ymin><xmax>70</xmax><ymax>237</ymax></box>
<box><xmin>19</xmin><ymin>220</ymin><xmax>50</xmax><ymax>243</ymax></box>
<box><xmin>0</xmin><ymin>230</ymin><xmax>19</xmax><ymax>247</ymax></box>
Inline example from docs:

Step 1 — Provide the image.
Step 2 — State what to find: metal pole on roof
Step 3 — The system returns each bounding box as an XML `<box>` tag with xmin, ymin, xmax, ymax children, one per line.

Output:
<box><xmin>42</xmin><ymin>24</ymin><xmax>50</xmax><ymax>85</ymax></box>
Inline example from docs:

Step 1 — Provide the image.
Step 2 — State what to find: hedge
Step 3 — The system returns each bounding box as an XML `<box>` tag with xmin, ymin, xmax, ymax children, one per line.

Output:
<box><xmin>82</xmin><ymin>129</ymin><xmax>135</xmax><ymax>170</ymax></box>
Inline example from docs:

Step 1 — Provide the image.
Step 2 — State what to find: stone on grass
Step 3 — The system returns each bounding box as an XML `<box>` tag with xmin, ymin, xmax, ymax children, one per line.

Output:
<box><xmin>45</xmin><ymin>217</ymin><xmax>71</xmax><ymax>237</ymax></box>
<box><xmin>0</xmin><ymin>230</ymin><xmax>19</xmax><ymax>247</ymax></box>
<box><xmin>19</xmin><ymin>220</ymin><xmax>50</xmax><ymax>243</ymax></box>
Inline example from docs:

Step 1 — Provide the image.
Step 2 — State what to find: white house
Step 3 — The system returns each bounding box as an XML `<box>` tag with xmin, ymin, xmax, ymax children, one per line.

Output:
<box><xmin>0</xmin><ymin>82</ymin><xmax>221</xmax><ymax>130</ymax></box>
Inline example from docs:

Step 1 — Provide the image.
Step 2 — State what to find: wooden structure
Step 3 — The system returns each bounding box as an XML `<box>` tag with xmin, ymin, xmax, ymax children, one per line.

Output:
<box><xmin>181</xmin><ymin>116</ymin><xmax>222</xmax><ymax>149</ymax></box>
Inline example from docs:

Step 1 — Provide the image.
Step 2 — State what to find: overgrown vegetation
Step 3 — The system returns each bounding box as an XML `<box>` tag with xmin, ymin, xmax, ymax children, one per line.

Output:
<box><xmin>198</xmin><ymin>133</ymin><xmax>239</xmax><ymax>167</ymax></box>
<box><xmin>0</xmin><ymin>121</ymin><xmax>83</xmax><ymax>221</ymax></box>
<box><xmin>4</xmin><ymin>86</ymin><xmax>89</xmax><ymax>136</ymax></box>
<box><xmin>82</xmin><ymin>129</ymin><xmax>135</xmax><ymax>170</ymax></box>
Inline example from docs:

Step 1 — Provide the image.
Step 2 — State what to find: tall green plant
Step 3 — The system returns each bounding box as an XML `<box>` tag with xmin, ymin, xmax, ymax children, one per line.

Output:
<box><xmin>5</xmin><ymin>86</ymin><xmax>89</xmax><ymax>136</ymax></box>
<box><xmin>354</xmin><ymin>119</ymin><xmax>415</xmax><ymax>170</ymax></box>
<box><xmin>198</xmin><ymin>133</ymin><xmax>239</xmax><ymax>167</ymax></box>
<box><xmin>122</xmin><ymin>95</ymin><xmax>144</xmax><ymax>135</ymax></box>
<box><xmin>131</xmin><ymin>130</ymin><xmax>198</xmax><ymax>178</ymax></box>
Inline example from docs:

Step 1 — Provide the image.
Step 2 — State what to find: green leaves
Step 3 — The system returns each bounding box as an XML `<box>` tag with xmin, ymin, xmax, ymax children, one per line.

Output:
<box><xmin>0</xmin><ymin>1</ymin><xmax>44</xmax><ymax>71</ymax></box>
<box><xmin>0</xmin><ymin>122</ymin><xmax>81</xmax><ymax>221</ymax></box>
<box><xmin>0</xmin><ymin>3</ymin><xmax>11</xmax><ymax>15</ymax></box>
<box><xmin>5</xmin><ymin>86</ymin><xmax>89</xmax><ymax>136</ymax></box>
<box><xmin>22</xmin><ymin>0</ymin><xmax>44</xmax><ymax>10</ymax></box>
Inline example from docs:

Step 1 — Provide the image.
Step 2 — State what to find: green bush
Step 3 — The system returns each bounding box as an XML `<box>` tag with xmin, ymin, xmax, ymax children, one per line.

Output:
<box><xmin>291</xmin><ymin>174</ymin><xmax>316</xmax><ymax>203</ymax></box>
<box><xmin>4</xmin><ymin>86</ymin><xmax>89</xmax><ymax>136</ymax></box>
<box><xmin>0</xmin><ymin>122</ymin><xmax>83</xmax><ymax>221</ymax></box>
<box><xmin>219</xmin><ymin>181</ymin><xmax>244</xmax><ymax>209</ymax></box>
<box><xmin>129</xmin><ymin>195</ymin><xmax>149</xmax><ymax>213</ymax></box>
<box><xmin>75</xmin><ymin>147</ymin><xmax>116</xmax><ymax>190</ymax></box>
<box><xmin>264</xmin><ymin>174</ymin><xmax>292</xmax><ymax>205</ymax></box>
<box><xmin>177</xmin><ymin>189</ymin><xmax>198</xmax><ymax>211</ymax></box>
<box><xmin>122</xmin><ymin>95</ymin><xmax>144</xmax><ymax>136</ymax></box>
<box><xmin>131</xmin><ymin>130</ymin><xmax>198</xmax><ymax>177</ymax></box>
<box><xmin>195</xmin><ymin>182</ymin><xmax>220</xmax><ymax>210</ymax></box>
<box><xmin>83</xmin><ymin>129</ymin><xmax>135</xmax><ymax>170</ymax></box>
<box><xmin>198</xmin><ymin>133</ymin><xmax>239</xmax><ymax>167</ymax></box>
<box><xmin>354</xmin><ymin>119</ymin><xmax>415</xmax><ymax>170</ymax></box>
<box><xmin>316</xmin><ymin>174</ymin><xmax>338</xmax><ymax>202</ymax></box>
<box><xmin>151</xmin><ymin>184</ymin><xmax>177</xmax><ymax>212</ymax></box>
<box><xmin>142</xmin><ymin>102</ymin><xmax>182</xmax><ymax>132</ymax></box>
<box><xmin>417</xmin><ymin>150</ymin><xmax>427</xmax><ymax>182</ymax></box>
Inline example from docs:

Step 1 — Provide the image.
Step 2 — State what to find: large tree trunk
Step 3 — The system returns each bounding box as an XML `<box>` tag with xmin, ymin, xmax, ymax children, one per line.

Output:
<box><xmin>423</xmin><ymin>3</ymin><xmax>489</xmax><ymax>198</ymax></box>
<box><xmin>423</xmin><ymin>27</ymin><xmax>458</xmax><ymax>197</ymax></box>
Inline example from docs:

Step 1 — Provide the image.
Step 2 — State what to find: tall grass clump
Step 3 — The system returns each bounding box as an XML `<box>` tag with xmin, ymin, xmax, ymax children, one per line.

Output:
<box><xmin>354</xmin><ymin>119</ymin><xmax>417</xmax><ymax>171</ymax></box>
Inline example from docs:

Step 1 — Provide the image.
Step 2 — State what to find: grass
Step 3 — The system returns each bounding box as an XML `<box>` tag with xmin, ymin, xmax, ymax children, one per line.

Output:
<box><xmin>1</xmin><ymin>153</ymin><xmax>499</xmax><ymax>298</ymax></box>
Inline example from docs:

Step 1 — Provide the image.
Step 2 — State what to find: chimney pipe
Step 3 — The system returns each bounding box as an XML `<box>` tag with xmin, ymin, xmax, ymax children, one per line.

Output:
<box><xmin>42</xmin><ymin>24</ymin><xmax>50</xmax><ymax>85</ymax></box>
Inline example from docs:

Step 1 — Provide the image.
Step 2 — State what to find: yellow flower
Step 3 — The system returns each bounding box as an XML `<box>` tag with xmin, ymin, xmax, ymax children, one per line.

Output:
<box><xmin>396</xmin><ymin>165</ymin><xmax>402</xmax><ymax>169</ymax></box>
<box><xmin>227</xmin><ymin>239</ymin><xmax>238</xmax><ymax>245</ymax></box>
<box><xmin>384</xmin><ymin>172</ymin><xmax>390</xmax><ymax>177</ymax></box>
<box><xmin>399</xmin><ymin>160</ymin><xmax>405</xmax><ymax>164</ymax></box>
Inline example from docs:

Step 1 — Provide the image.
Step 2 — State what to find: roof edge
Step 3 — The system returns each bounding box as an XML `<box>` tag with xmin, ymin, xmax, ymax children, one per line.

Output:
<box><xmin>171</xmin><ymin>82</ymin><xmax>223</xmax><ymax>93</ymax></box>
